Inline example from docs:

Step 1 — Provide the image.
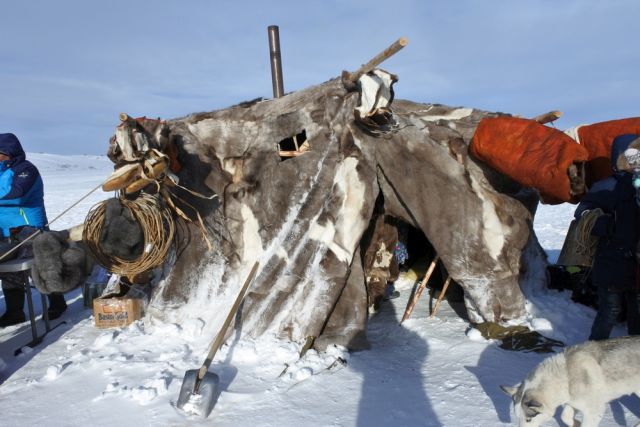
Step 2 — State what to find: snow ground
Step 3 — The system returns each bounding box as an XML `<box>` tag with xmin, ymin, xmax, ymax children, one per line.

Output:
<box><xmin>1</xmin><ymin>154</ymin><xmax>639</xmax><ymax>427</ymax></box>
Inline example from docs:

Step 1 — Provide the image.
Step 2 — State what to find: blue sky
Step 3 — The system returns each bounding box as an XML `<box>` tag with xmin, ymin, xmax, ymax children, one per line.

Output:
<box><xmin>1</xmin><ymin>0</ymin><xmax>638</xmax><ymax>154</ymax></box>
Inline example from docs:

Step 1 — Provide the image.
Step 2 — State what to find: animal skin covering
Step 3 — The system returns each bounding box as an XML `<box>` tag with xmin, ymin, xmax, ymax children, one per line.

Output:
<box><xmin>575</xmin><ymin>117</ymin><xmax>640</xmax><ymax>185</ymax></box>
<box><xmin>470</xmin><ymin>116</ymin><xmax>589</xmax><ymax>204</ymax></box>
<box><xmin>355</xmin><ymin>69</ymin><xmax>396</xmax><ymax>119</ymax></box>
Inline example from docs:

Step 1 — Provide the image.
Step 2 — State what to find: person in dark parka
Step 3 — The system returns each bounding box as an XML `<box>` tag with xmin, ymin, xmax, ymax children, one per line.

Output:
<box><xmin>0</xmin><ymin>133</ymin><xmax>67</xmax><ymax>327</ymax></box>
<box><xmin>574</xmin><ymin>133</ymin><xmax>640</xmax><ymax>340</ymax></box>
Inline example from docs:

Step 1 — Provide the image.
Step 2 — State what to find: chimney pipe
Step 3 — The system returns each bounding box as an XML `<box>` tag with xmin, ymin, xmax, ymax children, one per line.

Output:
<box><xmin>268</xmin><ymin>25</ymin><xmax>285</xmax><ymax>98</ymax></box>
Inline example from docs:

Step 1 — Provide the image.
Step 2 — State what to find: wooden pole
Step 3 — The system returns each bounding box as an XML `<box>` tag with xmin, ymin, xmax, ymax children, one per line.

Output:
<box><xmin>430</xmin><ymin>276</ymin><xmax>452</xmax><ymax>318</ymax></box>
<box><xmin>119</xmin><ymin>112</ymin><xmax>137</xmax><ymax>125</ymax></box>
<box><xmin>532</xmin><ymin>110</ymin><xmax>562</xmax><ymax>125</ymax></box>
<box><xmin>400</xmin><ymin>255</ymin><xmax>439</xmax><ymax>324</ymax></box>
<box><xmin>343</xmin><ymin>37</ymin><xmax>408</xmax><ymax>84</ymax></box>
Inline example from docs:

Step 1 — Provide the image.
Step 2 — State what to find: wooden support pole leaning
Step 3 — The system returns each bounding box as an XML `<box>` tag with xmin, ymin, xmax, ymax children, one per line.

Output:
<box><xmin>343</xmin><ymin>37</ymin><xmax>408</xmax><ymax>84</ymax></box>
<box><xmin>119</xmin><ymin>112</ymin><xmax>136</xmax><ymax>125</ymax></box>
<box><xmin>532</xmin><ymin>110</ymin><xmax>562</xmax><ymax>125</ymax></box>
<box><xmin>400</xmin><ymin>255</ymin><xmax>439</xmax><ymax>324</ymax></box>
<box><xmin>430</xmin><ymin>276</ymin><xmax>452</xmax><ymax>318</ymax></box>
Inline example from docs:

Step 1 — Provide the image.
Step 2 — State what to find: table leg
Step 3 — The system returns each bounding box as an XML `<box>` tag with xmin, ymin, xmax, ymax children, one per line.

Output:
<box><xmin>23</xmin><ymin>271</ymin><xmax>38</xmax><ymax>343</ymax></box>
<box><xmin>41</xmin><ymin>292</ymin><xmax>51</xmax><ymax>332</ymax></box>
<box><xmin>15</xmin><ymin>270</ymin><xmax>44</xmax><ymax>355</ymax></box>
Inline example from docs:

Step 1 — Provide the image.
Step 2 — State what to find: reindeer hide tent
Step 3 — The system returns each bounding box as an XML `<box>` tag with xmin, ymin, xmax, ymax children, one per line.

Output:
<box><xmin>77</xmin><ymin>73</ymin><xmax>550</xmax><ymax>352</ymax></box>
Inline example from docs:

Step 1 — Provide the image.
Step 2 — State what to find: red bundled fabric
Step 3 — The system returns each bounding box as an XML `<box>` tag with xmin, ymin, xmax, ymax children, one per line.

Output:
<box><xmin>576</xmin><ymin>117</ymin><xmax>640</xmax><ymax>185</ymax></box>
<box><xmin>470</xmin><ymin>117</ymin><xmax>589</xmax><ymax>204</ymax></box>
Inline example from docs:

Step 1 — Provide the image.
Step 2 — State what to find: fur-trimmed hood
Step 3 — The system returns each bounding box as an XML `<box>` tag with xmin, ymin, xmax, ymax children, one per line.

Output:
<box><xmin>613</xmin><ymin>133</ymin><xmax>640</xmax><ymax>172</ymax></box>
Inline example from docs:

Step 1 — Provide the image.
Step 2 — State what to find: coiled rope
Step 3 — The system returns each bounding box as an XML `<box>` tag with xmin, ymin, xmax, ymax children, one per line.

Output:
<box><xmin>83</xmin><ymin>192</ymin><xmax>175</xmax><ymax>276</ymax></box>
<box><xmin>574</xmin><ymin>208</ymin><xmax>603</xmax><ymax>265</ymax></box>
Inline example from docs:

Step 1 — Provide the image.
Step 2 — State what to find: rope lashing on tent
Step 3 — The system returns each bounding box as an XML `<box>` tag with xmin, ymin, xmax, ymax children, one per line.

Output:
<box><xmin>575</xmin><ymin>208</ymin><xmax>603</xmax><ymax>265</ymax></box>
<box><xmin>102</xmin><ymin>147</ymin><xmax>216</xmax><ymax>251</ymax></box>
<box><xmin>83</xmin><ymin>193</ymin><xmax>175</xmax><ymax>277</ymax></box>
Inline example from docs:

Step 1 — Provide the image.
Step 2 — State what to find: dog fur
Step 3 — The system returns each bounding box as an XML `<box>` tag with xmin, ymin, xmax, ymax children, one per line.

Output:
<box><xmin>501</xmin><ymin>336</ymin><xmax>640</xmax><ymax>427</ymax></box>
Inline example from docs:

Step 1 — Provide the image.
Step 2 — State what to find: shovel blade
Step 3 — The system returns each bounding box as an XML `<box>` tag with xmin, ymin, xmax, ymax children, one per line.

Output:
<box><xmin>176</xmin><ymin>369</ymin><xmax>220</xmax><ymax>418</ymax></box>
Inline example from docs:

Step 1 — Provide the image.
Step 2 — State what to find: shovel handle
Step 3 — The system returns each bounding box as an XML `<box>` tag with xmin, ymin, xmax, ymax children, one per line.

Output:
<box><xmin>197</xmin><ymin>261</ymin><xmax>260</xmax><ymax>380</ymax></box>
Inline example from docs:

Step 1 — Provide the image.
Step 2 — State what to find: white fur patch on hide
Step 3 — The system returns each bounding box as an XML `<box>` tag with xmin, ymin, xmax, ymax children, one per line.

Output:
<box><xmin>330</xmin><ymin>157</ymin><xmax>368</xmax><ymax>263</ymax></box>
<box><xmin>372</xmin><ymin>242</ymin><xmax>392</xmax><ymax>269</ymax></box>
<box><xmin>222</xmin><ymin>157</ymin><xmax>238</xmax><ymax>176</ymax></box>
<box><xmin>356</xmin><ymin>70</ymin><xmax>395</xmax><ymax>118</ymax></box>
<box><xmin>187</xmin><ymin>120</ymin><xmax>258</xmax><ymax>157</ymax></box>
<box><xmin>469</xmin><ymin>176</ymin><xmax>506</xmax><ymax>261</ymax></box>
<box><xmin>418</xmin><ymin>107</ymin><xmax>473</xmax><ymax>122</ymax></box>
<box><xmin>308</xmin><ymin>219</ymin><xmax>351</xmax><ymax>263</ymax></box>
<box><xmin>187</xmin><ymin>119</ymin><xmax>225</xmax><ymax>142</ymax></box>
<box><xmin>241</xmin><ymin>204</ymin><xmax>263</xmax><ymax>263</ymax></box>
<box><xmin>309</xmin><ymin>221</ymin><xmax>336</xmax><ymax>246</ymax></box>
<box><xmin>276</xmin><ymin>246</ymin><xmax>289</xmax><ymax>261</ymax></box>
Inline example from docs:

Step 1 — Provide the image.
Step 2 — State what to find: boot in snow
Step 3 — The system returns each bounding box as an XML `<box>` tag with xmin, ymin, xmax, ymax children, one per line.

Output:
<box><xmin>0</xmin><ymin>287</ymin><xmax>26</xmax><ymax>327</ymax></box>
<box><xmin>47</xmin><ymin>293</ymin><xmax>67</xmax><ymax>320</ymax></box>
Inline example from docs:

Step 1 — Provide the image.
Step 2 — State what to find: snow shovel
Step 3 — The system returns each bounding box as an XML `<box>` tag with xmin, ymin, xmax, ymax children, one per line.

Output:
<box><xmin>176</xmin><ymin>261</ymin><xmax>260</xmax><ymax>417</ymax></box>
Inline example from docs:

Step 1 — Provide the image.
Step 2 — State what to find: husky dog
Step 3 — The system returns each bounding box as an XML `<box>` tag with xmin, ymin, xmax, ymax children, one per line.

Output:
<box><xmin>501</xmin><ymin>336</ymin><xmax>640</xmax><ymax>427</ymax></box>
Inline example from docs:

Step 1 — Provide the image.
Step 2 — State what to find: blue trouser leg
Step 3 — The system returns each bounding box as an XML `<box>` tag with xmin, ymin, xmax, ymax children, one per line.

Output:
<box><xmin>589</xmin><ymin>286</ymin><xmax>624</xmax><ymax>341</ymax></box>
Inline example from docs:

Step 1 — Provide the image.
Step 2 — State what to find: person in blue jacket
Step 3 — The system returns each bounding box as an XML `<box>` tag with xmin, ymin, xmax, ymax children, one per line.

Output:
<box><xmin>0</xmin><ymin>133</ymin><xmax>67</xmax><ymax>327</ymax></box>
<box><xmin>574</xmin><ymin>133</ymin><xmax>640</xmax><ymax>340</ymax></box>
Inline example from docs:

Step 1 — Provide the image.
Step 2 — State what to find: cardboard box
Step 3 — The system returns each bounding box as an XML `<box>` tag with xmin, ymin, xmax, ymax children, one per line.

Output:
<box><xmin>93</xmin><ymin>297</ymin><xmax>143</xmax><ymax>329</ymax></box>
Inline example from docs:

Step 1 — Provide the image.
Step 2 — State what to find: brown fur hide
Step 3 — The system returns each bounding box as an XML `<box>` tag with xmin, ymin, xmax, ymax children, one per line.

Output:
<box><xmin>361</xmin><ymin>215</ymin><xmax>399</xmax><ymax>310</ymax></box>
<box><xmin>108</xmin><ymin>78</ymin><xmax>547</xmax><ymax>350</ymax></box>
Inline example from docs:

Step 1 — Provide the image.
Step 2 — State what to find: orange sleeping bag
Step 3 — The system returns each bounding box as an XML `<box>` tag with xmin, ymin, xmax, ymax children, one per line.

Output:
<box><xmin>470</xmin><ymin>117</ymin><xmax>589</xmax><ymax>204</ymax></box>
<box><xmin>576</xmin><ymin>117</ymin><xmax>640</xmax><ymax>186</ymax></box>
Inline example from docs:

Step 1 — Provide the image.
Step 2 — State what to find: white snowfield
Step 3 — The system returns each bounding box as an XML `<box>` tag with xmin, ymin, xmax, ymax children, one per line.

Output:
<box><xmin>0</xmin><ymin>154</ymin><xmax>639</xmax><ymax>427</ymax></box>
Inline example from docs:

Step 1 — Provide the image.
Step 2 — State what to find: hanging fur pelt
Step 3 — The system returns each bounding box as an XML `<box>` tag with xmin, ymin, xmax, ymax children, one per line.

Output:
<box><xmin>31</xmin><ymin>230</ymin><xmax>94</xmax><ymax>294</ymax></box>
<box><xmin>99</xmin><ymin>198</ymin><xmax>144</xmax><ymax>260</ymax></box>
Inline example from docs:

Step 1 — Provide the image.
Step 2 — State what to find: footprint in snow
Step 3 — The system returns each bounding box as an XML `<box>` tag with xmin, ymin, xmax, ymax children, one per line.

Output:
<box><xmin>93</xmin><ymin>331</ymin><xmax>119</xmax><ymax>349</ymax></box>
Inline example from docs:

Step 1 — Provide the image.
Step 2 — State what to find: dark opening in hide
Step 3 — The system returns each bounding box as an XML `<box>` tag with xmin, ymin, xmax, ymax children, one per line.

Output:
<box><xmin>397</xmin><ymin>219</ymin><xmax>465</xmax><ymax>304</ymax></box>
<box><xmin>360</xmin><ymin>206</ymin><xmax>466</xmax><ymax>317</ymax></box>
<box><xmin>278</xmin><ymin>129</ymin><xmax>308</xmax><ymax>159</ymax></box>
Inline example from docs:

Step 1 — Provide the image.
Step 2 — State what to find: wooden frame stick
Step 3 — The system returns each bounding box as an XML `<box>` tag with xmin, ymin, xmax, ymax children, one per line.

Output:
<box><xmin>532</xmin><ymin>110</ymin><xmax>562</xmax><ymax>125</ymax></box>
<box><xmin>401</xmin><ymin>255</ymin><xmax>439</xmax><ymax>324</ymax></box>
<box><xmin>344</xmin><ymin>37</ymin><xmax>408</xmax><ymax>84</ymax></box>
<box><xmin>119</xmin><ymin>112</ymin><xmax>137</xmax><ymax>126</ymax></box>
<box><xmin>430</xmin><ymin>276</ymin><xmax>452</xmax><ymax>318</ymax></box>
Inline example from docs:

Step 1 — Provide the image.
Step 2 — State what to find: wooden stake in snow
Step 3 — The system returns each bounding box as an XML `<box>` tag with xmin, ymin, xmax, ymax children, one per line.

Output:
<box><xmin>430</xmin><ymin>276</ymin><xmax>452</xmax><ymax>318</ymax></box>
<box><xmin>401</xmin><ymin>255</ymin><xmax>439</xmax><ymax>324</ymax></box>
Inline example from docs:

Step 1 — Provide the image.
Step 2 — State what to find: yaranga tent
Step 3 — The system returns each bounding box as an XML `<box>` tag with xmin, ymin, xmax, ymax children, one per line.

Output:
<box><xmin>33</xmin><ymin>64</ymin><xmax>551</xmax><ymax>352</ymax></box>
<box><xmin>30</xmin><ymin>38</ymin><xmax>640</xmax><ymax>353</ymax></box>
